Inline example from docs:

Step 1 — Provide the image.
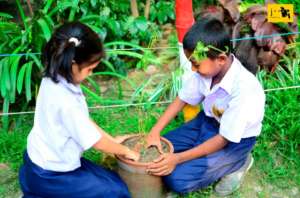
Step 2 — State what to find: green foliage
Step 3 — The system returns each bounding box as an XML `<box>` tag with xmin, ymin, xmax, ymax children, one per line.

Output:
<box><xmin>0</xmin><ymin>0</ymin><xmax>168</xmax><ymax>130</ymax></box>
<box><xmin>150</xmin><ymin>1</ymin><xmax>175</xmax><ymax>25</ymax></box>
<box><xmin>255</xmin><ymin>56</ymin><xmax>300</xmax><ymax>186</ymax></box>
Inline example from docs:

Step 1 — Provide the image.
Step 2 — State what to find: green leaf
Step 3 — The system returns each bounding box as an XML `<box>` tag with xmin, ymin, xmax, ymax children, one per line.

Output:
<box><xmin>48</xmin><ymin>2</ymin><xmax>75</xmax><ymax>17</ymax></box>
<box><xmin>43</xmin><ymin>0</ymin><xmax>55</xmax><ymax>14</ymax></box>
<box><xmin>29</xmin><ymin>54</ymin><xmax>43</xmax><ymax>70</ymax></box>
<box><xmin>0</xmin><ymin>12</ymin><xmax>13</xmax><ymax>19</ymax></box>
<box><xmin>17</xmin><ymin>63</ymin><xmax>28</xmax><ymax>94</ymax></box>
<box><xmin>101</xmin><ymin>60</ymin><xmax>116</xmax><ymax>72</ymax></box>
<box><xmin>80</xmin><ymin>14</ymin><xmax>101</xmax><ymax>22</ymax></box>
<box><xmin>44</xmin><ymin>15</ymin><xmax>55</xmax><ymax>29</ymax></box>
<box><xmin>9</xmin><ymin>56</ymin><xmax>21</xmax><ymax>103</ymax></box>
<box><xmin>90</xmin><ymin>0</ymin><xmax>97</xmax><ymax>8</ymax></box>
<box><xmin>86</xmin><ymin>24</ymin><xmax>102</xmax><ymax>35</ymax></box>
<box><xmin>1</xmin><ymin>57</ymin><xmax>10</xmax><ymax>98</ymax></box>
<box><xmin>148</xmin><ymin>83</ymin><xmax>164</xmax><ymax>102</ymax></box>
<box><xmin>25</xmin><ymin>61</ymin><xmax>33</xmax><ymax>101</ymax></box>
<box><xmin>105</xmin><ymin>41</ymin><xmax>145</xmax><ymax>52</ymax></box>
<box><xmin>106</xmin><ymin>50</ymin><xmax>143</xmax><ymax>59</ymax></box>
<box><xmin>81</xmin><ymin>85</ymin><xmax>126</xmax><ymax>105</ymax></box>
<box><xmin>134</xmin><ymin>17</ymin><xmax>148</xmax><ymax>31</ymax></box>
<box><xmin>106</xmin><ymin>19</ymin><xmax>121</xmax><ymax>37</ymax></box>
<box><xmin>86</xmin><ymin>77</ymin><xmax>100</xmax><ymax>95</ymax></box>
<box><xmin>37</xmin><ymin>18</ymin><xmax>52</xmax><ymax>41</ymax></box>
<box><xmin>81</xmin><ymin>84</ymin><xmax>102</xmax><ymax>102</ymax></box>
<box><xmin>68</xmin><ymin>0</ymin><xmax>79</xmax><ymax>21</ymax></box>
<box><xmin>8</xmin><ymin>36</ymin><xmax>22</xmax><ymax>47</ymax></box>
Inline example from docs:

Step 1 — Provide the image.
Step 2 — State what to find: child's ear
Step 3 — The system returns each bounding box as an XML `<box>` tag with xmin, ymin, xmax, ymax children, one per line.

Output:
<box><xmin>217</xmin><ymin>54</ymin><xmax>228</xmax><ymax>65</ymax></box>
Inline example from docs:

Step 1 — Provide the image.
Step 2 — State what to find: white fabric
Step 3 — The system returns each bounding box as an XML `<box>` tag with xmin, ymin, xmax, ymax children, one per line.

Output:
<box><xmin>178</xmin><ymin>42</ymin><xmax>194</xmax><ymax>84</ymax></box>
<box><xmin>27</xmin><ymin>76</ymin><xmax>101</xmax><ymax>172</ymax></box>
<box><xmin>178</xmin><ymin>55</ymin><xmax>265</xmax><ymax>143</ymax></box>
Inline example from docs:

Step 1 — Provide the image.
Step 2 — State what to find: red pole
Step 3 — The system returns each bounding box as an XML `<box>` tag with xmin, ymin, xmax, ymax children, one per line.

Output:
<box><xmin>175</xmin><ymin>0</ymin><xmax>195</xmax><ymax>43</ymax></box>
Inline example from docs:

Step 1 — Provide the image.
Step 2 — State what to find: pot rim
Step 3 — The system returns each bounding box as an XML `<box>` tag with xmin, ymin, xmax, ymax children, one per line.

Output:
<box><xmin>115</xmin><ymin>134</ymin><xmax>174</xmax><ymax>167</ymax></box>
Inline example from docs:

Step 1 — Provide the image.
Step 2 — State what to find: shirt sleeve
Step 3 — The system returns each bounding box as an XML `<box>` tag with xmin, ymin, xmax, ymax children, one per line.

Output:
<box><xmin>178</xmin><ymin>73</ymin><xmax>204</xmax><ymax>105</ymax></box>
<box><xmin>219</xmin><ymin>93</ymin><xmax>249</xmax><ymax>143</ymax></box>
<box><xmin>60</xmin><ymin>105</ymin><xmax>102</xmax><ymax>150</ymax></box>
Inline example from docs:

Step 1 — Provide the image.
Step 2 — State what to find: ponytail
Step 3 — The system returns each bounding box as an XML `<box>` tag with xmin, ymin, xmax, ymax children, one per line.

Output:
<box><xmin>42</xmin><ymin>22</ymin><xmax>105</xmax><ymax>83</ymax></box>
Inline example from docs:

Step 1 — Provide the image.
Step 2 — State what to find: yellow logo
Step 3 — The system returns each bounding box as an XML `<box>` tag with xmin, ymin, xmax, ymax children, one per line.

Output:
<box><xmin>267</xmin><ymin>4</ymin><xmax>294</xmax><ymax>23</ymax></box>
<box><xmin>212</xmin><ymin>105</ymin><xmax>224</xmax><ymax>119</ymax></box>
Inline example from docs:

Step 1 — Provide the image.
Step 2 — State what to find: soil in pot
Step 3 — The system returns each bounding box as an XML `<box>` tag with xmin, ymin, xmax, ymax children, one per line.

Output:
<box><xmin>121</xmin><ymin>135</ymin><xmax>170</xmax><ymax>163</ymax></box>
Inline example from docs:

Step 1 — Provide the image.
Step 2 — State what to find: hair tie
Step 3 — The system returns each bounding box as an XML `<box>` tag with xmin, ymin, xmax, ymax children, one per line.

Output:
<box><xmin>68</xmin><ymin>37</ymin><xmax>81</xmax><ymax>47</ymax></box>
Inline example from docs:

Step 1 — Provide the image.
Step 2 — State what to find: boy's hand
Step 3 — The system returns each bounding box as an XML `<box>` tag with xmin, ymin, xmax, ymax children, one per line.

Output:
<box><xmin>124</xmin><ymin>147</ymin><xmax>140</xmax><ymax>162</ymax></box>
<box><xmin>146</xmin><ymin>133</ymin><xmax>163</xmax><ymax>153</ymax></box>
<box><xmin>146</xmin><ymin>153</ymin><xmax>179</xmax><ymax>176</ymax></box>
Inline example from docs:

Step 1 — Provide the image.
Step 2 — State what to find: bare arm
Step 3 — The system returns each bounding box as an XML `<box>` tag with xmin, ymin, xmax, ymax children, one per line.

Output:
<box><xmin>146</xmin><ymin>97</ymin><xmax>186</xmax><ymax>150</ymax></box>
<box><xmin>150</xmin><ymin>97</ymin><xmax>186</xmax><ymax>135</ymax></box>
<box><xmin>176</xmin><ymin>134</ymin><xmax>228</xmax><ymax>163</ymax></box>
<box><xmin>92</xmin><ymin>135</ymin><xmax>130</xmax><ymax>156</ymax></box>
<box><xmin>90</xmin><ymin>120</ymin><xmax>139</xmax><ymax>161</ymax></box>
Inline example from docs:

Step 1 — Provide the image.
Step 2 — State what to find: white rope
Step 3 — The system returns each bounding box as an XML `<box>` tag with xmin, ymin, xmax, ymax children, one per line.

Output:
<box><xmin>106</xmin><ymin>46</ymin><xmax>179</xmax><ymax>51</ymax></box>
<box><xmin>0</xmin><ymin>101</ymin><xmax>172</xmax><ymax>116</ymax></box>
<box><xmin>0</xmin><ymin>85</ymin><xmax>299</xmax><ymax>116</ymax></box>
<box><xmin>264</xmin><ymin>85</ymin><xmax>300</xmax><ymax>92</ymax></box>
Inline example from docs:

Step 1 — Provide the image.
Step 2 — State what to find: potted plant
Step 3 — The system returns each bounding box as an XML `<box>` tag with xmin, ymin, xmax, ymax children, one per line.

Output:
<box><xmin>115</xmin><ymin>109</ymin><xmax>174</xmax><ymax>198</ymax></box>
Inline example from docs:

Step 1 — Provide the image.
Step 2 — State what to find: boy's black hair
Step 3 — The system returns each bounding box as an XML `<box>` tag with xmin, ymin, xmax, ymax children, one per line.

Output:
<box><xmin>183</xmin><ymin>17</ymin><xmax>232</xmax><ymax>59</ymax></box>
<box><xmin>42</xmin><ymin>22</ymin><xmax>105</xmax><ymax>83</ymax></box>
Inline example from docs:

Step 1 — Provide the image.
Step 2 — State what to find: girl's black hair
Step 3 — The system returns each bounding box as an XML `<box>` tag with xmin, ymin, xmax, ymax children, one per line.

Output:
<box><xmin>42</xmin><ymin>22</ymin><xmax>105</xmax><ymax>83</ymax></box>
<box><xmin>183</xmin><ymin>17</ymin><xmax>232</xmax><ymax>59</ymax></box>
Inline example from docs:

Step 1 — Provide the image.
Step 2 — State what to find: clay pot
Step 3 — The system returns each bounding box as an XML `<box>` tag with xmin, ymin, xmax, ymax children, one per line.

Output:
<box><xmin>116</xmin><ymin>135</ymin><xmax>174</xmax><ymax>198</ymax></box>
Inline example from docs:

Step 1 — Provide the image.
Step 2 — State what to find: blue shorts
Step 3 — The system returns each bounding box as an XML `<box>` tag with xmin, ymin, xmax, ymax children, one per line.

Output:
<box><xmin>19</xmin><ymin>151</ymin><xmax>130</xmax><ymax>198</ymax></box>
<box><xmin>163</xmin><ymin>111</ymin><xmax>256</xmax><ymax>194</ymax></box>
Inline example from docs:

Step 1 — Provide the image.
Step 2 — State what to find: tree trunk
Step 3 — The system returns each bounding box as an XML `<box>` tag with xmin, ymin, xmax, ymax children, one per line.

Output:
<box><xmin>144</xmin><ymin>0</ymin><xmax>151</xmax><ymax>19</ymax></box>
<box><xmin>130</xmin><ymin>0</ymin><xmax>139</xmax><ymax>17</ymax></box>
<box><xmin>26</xmin><ymin>0</ymin><xmax>33</xmax><ymax>16</ymax></box>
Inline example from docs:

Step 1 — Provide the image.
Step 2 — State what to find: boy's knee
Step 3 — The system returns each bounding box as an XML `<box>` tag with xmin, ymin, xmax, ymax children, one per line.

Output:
<box><xmin>163</xmin><ymin>173</ymin><xmax>189</xmax><ymax>194</ymax></box>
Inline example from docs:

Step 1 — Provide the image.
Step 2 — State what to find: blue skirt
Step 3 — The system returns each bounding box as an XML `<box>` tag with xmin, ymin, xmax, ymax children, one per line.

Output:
<box><xmin>163</xmin><ymin>111</ymin><xmax>256</xmax><ymax>194</ymax></box>
<box><xmin>19</xmin><ymin>151</ymin><xmax>130</xmax><ymax>198</ymax></box>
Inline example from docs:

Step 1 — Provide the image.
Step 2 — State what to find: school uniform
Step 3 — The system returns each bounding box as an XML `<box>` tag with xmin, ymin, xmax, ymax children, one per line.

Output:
<box><xmin>19</xmin><ymin>76</ymin><xmax>130</xmax><ymax>198</ymax></box>
<box><xmin>163</xmin><ymin>55</ymin><xmax>265</xmax><ymax>193</ymax></box>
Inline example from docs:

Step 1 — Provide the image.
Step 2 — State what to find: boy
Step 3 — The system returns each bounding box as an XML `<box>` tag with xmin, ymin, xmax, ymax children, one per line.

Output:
<box><xmin>146</xmin><ymin>17</ymin><xmax>265</xmax><ymax>196</ymax></box>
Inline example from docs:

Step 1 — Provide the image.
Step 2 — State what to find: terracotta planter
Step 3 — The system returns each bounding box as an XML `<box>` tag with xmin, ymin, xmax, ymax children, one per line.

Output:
<box><xmin>116</xmin><ymin>135</ymin><xmax>174</xmax><ymax>198</ymax></box>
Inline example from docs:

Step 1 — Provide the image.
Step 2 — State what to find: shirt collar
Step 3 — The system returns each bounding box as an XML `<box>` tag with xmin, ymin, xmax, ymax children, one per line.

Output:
<box><xmin>57</xmin><ymin>75</ymin><xmax>83</xmax><ymax>95</ymax></box>
<box><xmin>218</xmin><ymin>54</ymin><xmax>241</xmax><ymax>95</ymax></box>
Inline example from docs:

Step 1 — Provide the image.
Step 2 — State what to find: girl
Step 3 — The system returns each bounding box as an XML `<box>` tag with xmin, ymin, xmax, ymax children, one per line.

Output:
<box><xmin>19</xmin><ymin>22</ymin><xmax>139</xmax><ymax>198</ymax></box>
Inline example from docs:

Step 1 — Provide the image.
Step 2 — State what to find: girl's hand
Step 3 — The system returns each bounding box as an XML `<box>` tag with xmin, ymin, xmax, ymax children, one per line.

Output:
<box><xmin>146</xmin><ymin>133</ymin><xmax>163</xmax><ymax>153</ymax></box>
<box><xmin>146</xmin><ymin>153</ymin><xmax>179</xmax><ymax>176</ymax></box>
<box><xmin>114</xmin><ymin>134</ymin><xmax>136</xmax><ymax>144</ymax></box>
<box><xmin>124</xmin><ymin>147</ymin><xmax>140</xmax><ymax>162</ymax></box>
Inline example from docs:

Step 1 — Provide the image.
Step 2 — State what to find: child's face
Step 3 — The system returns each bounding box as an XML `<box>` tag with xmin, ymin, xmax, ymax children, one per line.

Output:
<box><xmin>184</xmin><ymin>50</ymin><xmax>228</xmax><ymax>78</ymax></box>
<box><xmin>72</xmin><ymin>61</ymin><xmax>100</xmax><ymax>84</ymax></box>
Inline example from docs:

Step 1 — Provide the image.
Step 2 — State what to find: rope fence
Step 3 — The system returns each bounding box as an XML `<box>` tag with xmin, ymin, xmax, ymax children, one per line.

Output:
<box><xmin>0</xmin><ymin>85</ymin><xmax>299</xmax><ymax>116</ymax></box>
<box><xmin>0</xmin><ymin>31</ymin><xmax>299</xmax><ymax>58</ymax></box>
<box><xmin>0</xmin><ymin>31</ymin><xmax>300</xmax><ymax>116</ymax></box>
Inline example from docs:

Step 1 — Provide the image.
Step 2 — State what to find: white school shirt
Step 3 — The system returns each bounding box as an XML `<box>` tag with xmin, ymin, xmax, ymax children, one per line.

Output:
<box><xmin>178</xmin><ymin>55</ymin><xmax>265</xmax><ymax>143</ymax></box>
<box><xmin>27</xmin><ymin>76</ymin><xmax>102</xmax><ymax>172</ymax></box>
